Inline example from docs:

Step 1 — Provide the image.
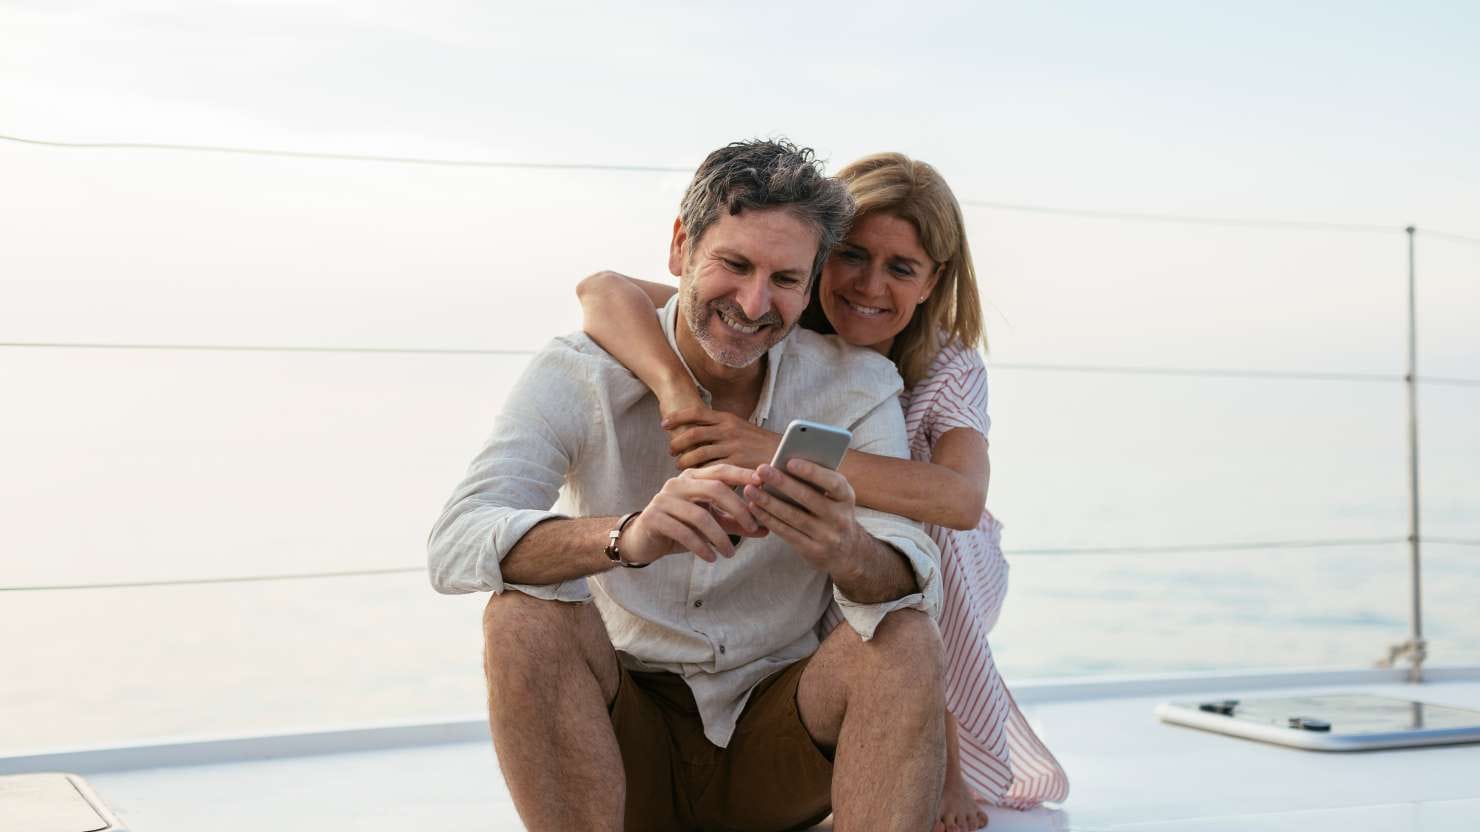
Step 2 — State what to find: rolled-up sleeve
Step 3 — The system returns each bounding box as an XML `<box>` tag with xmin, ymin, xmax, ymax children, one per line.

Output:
<box><xmin>426</xmin><ymin>343</ymin><xmax>593</xmax><ymax>601</ymax></box>
<box><xmin>831</xmin><ymin>395</ymin><xmax>943</xmax><ymax>640</ymax></box>
<box><xmin>834</xmin><ymin>510</ymin><xmax>941</xmax><ymax>639</ymax></box>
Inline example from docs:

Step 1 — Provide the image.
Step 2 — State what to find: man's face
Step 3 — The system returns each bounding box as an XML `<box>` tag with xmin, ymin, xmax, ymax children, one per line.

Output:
<box><xmin>669</xmin><ymin>207</ymin><xmax>818</xmax><ymax>369</ymax></box>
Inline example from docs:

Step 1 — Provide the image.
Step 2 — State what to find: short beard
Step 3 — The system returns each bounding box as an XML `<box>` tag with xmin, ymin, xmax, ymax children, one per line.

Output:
<box><xmin>680</xmin><ymin>277</ymin><xmax>790</xmax><ymax>369</ymax></box>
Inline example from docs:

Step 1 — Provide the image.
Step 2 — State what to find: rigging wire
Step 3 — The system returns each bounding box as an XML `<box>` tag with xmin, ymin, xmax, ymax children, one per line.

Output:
<box><xmin>1010</xmin><ymin>537</ymin><xmax>1407</xmax><ymax>556</ymax></box>
<box><xmin>0</xmin><ymin>566</ymin><xmax>425</xmax><ymax>593</ymax></box>
<box><xmin>10</xmin><ymin>536</ymin><xmax>1478</xmax><ymax>592</ymax></box>
<box><xmin>0</xmin><ymin>132</ymin><xmax>692</xmax><ymax>174</ymax></box>
<box><xmin>5</xmin><ymin>340</ymin><xmax>1477</xmax><ymax>387</ymax></box>
<box><xmin>0</xmin><ymin>340</ymin><xmax>532</xmax><ymax>357</ymax></box>
<box><xmin>5</xmin><ymin>131</ymin><xmax>1480</xmax><ymax>242</ymax></box>
<box><xmin>959</xmin><ymin>199</ymin><xmax>1396</xmax><ymax>235</ymax></box>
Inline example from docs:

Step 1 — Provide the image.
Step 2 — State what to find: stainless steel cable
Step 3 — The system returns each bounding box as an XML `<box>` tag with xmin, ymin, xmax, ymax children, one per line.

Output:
<box><xmin>0</xmin><ymin>132</ymin><xmax>692</xmax><ymax>174</ymax></box>
<box><xmin>0</xmin><ymin>566</ymin><xmax>426</xmax><ymax>592</ymax></box>
<box><xmin>6</xmin><ymin>341</ymin><xmax>1477</xmax><ymax>387</ymax></box>
<box><xmin>6</xmin><ymin>132</ymin><xmax>1479</xmax><ymax>241</ymax></box>
<box><xmin>9</xmin><ymin>536</ymin><xmax>1477</xmax><ymax>592</ymax></box>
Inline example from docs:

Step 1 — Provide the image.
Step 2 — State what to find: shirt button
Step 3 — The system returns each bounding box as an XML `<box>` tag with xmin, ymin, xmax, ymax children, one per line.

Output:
<box><xmin>719</xmin><ymin>645</ymin><xmax>726</xmax><ymax>654</ymax></box>
<box><xmin>693</xmin><ymin>600</ymin><xmax>703</xmax><ymax>608</ymax></box>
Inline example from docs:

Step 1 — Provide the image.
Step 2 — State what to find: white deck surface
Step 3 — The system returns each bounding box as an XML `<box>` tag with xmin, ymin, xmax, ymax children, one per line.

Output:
<box><xmin>5</xmin><ymin>668</ymin><xmax>1479</xmax><ymax>831</ymax></box>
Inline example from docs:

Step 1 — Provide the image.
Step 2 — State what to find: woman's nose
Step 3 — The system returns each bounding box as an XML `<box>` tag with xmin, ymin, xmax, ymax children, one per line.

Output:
<box><xmin>856</xmin><ymin>266</ymin><xmax>887</xmax><ymax>296</ymax></box>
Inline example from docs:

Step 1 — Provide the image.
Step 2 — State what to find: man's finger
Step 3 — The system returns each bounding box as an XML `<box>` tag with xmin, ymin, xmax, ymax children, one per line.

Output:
<box><xmin>645</xmin><ymin>511</ymin><xmax>716</xmax><ymax>562</ymax></box>
<box><xmin>713</xmin><ymin>510</ymin><xmax>769</xmax><ymax>539</ymax></box>
<box><xmin>663</xmin><ymin>495</ymin><xmax>738</xmax><ymax>558</ymax></box>
<box><xmin>781</xmin><ymin>459</ymin><xmax>852</xmax><ymax>503</ymax></box>
<box><xmin>682</xmin><ymin>464</ymin><xmax>757</xmax><ymax>489</ymax></box>
<box><xmin>745</xmin><ymin>491</ymin><xmax>808</xmax><ymax>549</ymax></box>
<box><xmin>744</xmin><ymin>482</ymin><xmax>822</xmax><ymax>541</ymax></box>
<box><xmin>755</xmin><ymin>464</ymin><xmax>829</xmax><ymax>516</ymax></box>
<box><xmin>682</xmin><ymin>478</ymin><xmax>760</xmax><ymax>533</ymax></box>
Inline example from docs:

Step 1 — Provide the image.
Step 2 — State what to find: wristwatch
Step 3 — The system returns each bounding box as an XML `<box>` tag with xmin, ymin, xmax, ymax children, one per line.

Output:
<box><xmin>605</xmin><ymin>511</ymin><xmax>648</xmax><ymax>569</ymax></box>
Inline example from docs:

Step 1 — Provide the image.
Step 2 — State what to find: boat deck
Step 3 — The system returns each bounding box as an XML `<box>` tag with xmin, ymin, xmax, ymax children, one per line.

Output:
<box><xmin>4</xmin><ymin>667</ymin><xmax>1478</xmax><ymax>831</ymax></box>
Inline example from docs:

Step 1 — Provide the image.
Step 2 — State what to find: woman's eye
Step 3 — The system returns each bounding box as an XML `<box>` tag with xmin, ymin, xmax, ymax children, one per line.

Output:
<box><xmin>836</xmin><ymin>248</ymin><xmax>865</xmax><ymax>263</ymax></box>
<box><xmin>890</xmin><ymin>264</ymin><xmax>915</xmax><ymax>277</ymax></box>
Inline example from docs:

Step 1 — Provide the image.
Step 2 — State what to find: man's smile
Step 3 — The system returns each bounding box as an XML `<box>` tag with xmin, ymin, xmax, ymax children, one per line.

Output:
<box><xmin>712</xmin><ymin>303</ymin><xmax>776</xmax><ymax>336</ymax></box>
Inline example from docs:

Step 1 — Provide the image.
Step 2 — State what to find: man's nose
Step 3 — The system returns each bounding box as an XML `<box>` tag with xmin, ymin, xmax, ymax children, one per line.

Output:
<box><xmin>735</xmin><ymin>279</ymin><xmax>772</xmax><ymax>321</ymax></box>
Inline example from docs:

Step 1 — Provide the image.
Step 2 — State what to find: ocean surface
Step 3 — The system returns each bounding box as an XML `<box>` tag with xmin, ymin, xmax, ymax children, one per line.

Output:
<box><xmin>3</xmin><ymin>350</ymin><xmax>1477</xmax><ymax>753</ymax></box>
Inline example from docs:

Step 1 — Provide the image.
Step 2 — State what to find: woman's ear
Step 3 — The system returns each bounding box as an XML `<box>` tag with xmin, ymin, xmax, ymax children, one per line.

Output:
<box><xmin>918</xmin><ymin>263</ymin><xmax>944</xmax><ymax>304</ymax></box>
<box><xmin>668</xmin><ymin>217</ymin><xmax>688</xmax><ymax>277</ymax></box>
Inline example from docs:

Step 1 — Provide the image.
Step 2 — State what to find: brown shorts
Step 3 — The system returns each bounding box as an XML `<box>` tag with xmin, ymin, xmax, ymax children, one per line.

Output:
<box><xmin>610</xmin><ymin>657</ymin><xmax>833</xmax><ymax>832</ymax></box>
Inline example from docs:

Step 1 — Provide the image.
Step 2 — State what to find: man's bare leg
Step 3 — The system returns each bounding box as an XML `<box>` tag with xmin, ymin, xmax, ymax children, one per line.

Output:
<box><xmin>482</xmin><ymin>591</ymin><xmax>623</xmax><ymax>831</ymax></box>
<box><xmin>798</xmin><ymin>608</ymin><xmax>947</xmax><ymax>832</ymax></box>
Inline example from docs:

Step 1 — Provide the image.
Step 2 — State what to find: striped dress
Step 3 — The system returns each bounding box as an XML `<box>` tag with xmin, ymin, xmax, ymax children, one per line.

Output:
<box><xmin>823</xmin><ymin>340</ymin><xmax>1069</xmax><ymax>809</ymax></box>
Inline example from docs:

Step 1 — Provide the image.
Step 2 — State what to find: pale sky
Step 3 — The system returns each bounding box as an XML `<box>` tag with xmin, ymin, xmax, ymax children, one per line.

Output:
<box><xmin>2</xmin><ymin>2</ymin><xmax>1478</xmax><ymax>714</ymax></box>
<box><xmin>4</xmin><ymin>0</ymin><xmax>1477</xmax><ymax>372</ymax></box>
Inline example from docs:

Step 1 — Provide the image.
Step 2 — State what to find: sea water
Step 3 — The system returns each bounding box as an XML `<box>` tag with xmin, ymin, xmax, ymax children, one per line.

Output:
<box><xmin>2</xmin><ymin>350</ymin><xmax>1476</xmax><ymax>752</ymax></box>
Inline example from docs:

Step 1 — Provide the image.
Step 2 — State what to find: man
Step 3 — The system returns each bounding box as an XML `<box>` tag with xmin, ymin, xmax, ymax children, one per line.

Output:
<box><xmin>428</xmin><ymin>139</ymin><xmax>946</xmax><ymax>831</ymax></box>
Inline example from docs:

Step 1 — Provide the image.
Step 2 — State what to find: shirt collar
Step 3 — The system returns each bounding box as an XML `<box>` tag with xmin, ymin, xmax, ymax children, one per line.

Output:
<box><xmin>661</xmin><ymin>295</ymin><xmax>786</xmax><ymax>428</ymax></box>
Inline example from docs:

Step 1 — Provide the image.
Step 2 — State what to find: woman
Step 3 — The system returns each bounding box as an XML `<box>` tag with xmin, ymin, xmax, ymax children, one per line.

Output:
<box><xmin>577</xmin><ymin>153</ymin><xmax>1068</xmax><ymax>830</ymax></box>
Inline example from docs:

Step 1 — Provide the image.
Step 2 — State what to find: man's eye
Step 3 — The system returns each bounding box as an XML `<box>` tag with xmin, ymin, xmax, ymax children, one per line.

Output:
<box><xmin>774</xmin><ymin>275</ymin><xmax>802</xmax><ymax>289</ymax></box>
<box><xmin>723</xmin><ymin>259</ymin><xmax>745</xmax><ymax>272</ymax></box>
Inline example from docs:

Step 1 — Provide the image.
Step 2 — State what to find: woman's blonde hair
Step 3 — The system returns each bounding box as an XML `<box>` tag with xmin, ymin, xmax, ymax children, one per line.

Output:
<box><xmin>833</xmin><ymin>152</ymin><xmax>985</xmax><ymax>388</ymax></box>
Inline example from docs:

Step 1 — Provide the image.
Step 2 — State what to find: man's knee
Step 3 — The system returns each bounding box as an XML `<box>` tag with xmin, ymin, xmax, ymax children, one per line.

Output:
<box><xmin>483</xmin><ymin>593</ymin><xmax>598</xmax><ymax>670</ymax></box>
<box><xmin>862</xmin><ymin>609</ymin><xmax>946</xmax><ymax>693</ymax></box>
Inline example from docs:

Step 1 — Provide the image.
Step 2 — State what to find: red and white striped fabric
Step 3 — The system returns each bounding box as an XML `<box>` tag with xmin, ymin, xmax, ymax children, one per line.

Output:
<box><xmin>822</xmin><ymin>340</ymin><xmax>1069</xmax><ymax>809</ymax></box>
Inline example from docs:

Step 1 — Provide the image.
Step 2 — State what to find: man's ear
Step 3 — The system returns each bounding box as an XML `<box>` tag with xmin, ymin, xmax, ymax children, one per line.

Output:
<box><xmin>668</xmin><ymin>217</ymin><xmax>688</xmax><ymax>278</ymax></box>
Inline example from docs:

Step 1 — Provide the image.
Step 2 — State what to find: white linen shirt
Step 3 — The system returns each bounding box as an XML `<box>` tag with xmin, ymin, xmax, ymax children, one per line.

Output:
<box><xmin>428</xmin><ymin>297</ymin><xmax>942</xmax><ymax>747</ymax></box>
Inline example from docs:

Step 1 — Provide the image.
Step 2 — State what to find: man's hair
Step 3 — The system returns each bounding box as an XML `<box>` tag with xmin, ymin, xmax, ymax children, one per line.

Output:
<box><xmin>678</xmin><ymin>139</ymin><xmax>855</xmax><ymax>284</ymax></box>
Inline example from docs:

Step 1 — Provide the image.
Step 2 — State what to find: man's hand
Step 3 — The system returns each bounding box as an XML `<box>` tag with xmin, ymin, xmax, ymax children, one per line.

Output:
<box><xmin>620</xmin><ymin>464</ymin><xmax>767</xmax><ymax>565</ymax></box>
<box><xmin>742</xmin><ymin>459</ymin><xmax>867</xmax><ymax>577</ymax></box>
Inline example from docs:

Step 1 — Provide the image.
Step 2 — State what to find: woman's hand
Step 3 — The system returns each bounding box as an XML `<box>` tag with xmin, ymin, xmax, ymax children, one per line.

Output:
<box><xmin>660</xmin><ymin>407</ymin><xmax>781</xmax><ymax>471</ymax></box>
<box><xmin>657</xmin><ymin>386</ymin><xmax>706</xmax><ymax>423</ymax></box>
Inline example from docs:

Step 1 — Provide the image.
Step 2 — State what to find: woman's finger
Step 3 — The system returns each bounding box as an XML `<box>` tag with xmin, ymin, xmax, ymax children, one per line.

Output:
<box><xmin>660</xmin><ymin>406</ymin><xmax>720</xmax><ymax>431</ymax></box>
<box><xmin>669</xmin><ymin>425</ymin><xmax>721</xmax><ymax>456</ymax></box>
<box><xmin>677</xmin><ymin>443</ymin><xmax>731</xmax><ymax>470</ymax></box>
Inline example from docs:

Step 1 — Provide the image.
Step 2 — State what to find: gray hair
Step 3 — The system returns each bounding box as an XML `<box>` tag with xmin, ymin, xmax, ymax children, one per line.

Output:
<box><xmin>678</xmin><ymin>139</ymin><xmax>855</xmax><ymax>284</ymax></box>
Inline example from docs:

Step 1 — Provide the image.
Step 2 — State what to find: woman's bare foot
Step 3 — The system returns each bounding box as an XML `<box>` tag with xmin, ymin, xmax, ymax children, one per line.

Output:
<box><xmin>935</xmin><ymin>769</ymin><xmax>988</xmax><ymax>831</ymax></box>
<box><xmin>934</xmin><ymin>711</ymin><xmax>989</xmax><ymax>831</ymax></box>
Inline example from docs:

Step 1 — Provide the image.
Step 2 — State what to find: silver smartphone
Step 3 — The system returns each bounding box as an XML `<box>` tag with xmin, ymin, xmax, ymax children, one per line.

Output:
<box><xmin>763</xmin><ymin>419</ymin><xmax>853</xmax><ymax>508</ymax></box>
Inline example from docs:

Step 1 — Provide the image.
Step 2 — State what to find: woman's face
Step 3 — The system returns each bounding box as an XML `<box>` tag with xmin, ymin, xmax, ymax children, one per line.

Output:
<box><xmin>819</xmin><ymin>212</ymin><xmax>940</xmax><ymax>354</ymax></box>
